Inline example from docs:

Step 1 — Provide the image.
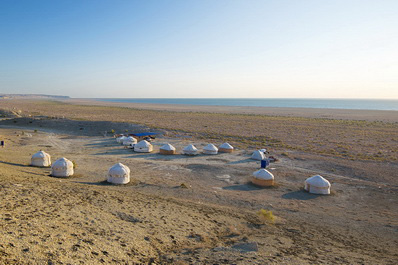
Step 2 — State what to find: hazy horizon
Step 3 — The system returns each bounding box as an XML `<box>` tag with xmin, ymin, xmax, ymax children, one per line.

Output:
<box><xmin>1</xmin><ymin>0</ymin><xmax>397</xmax><ymax>99</ymax></box>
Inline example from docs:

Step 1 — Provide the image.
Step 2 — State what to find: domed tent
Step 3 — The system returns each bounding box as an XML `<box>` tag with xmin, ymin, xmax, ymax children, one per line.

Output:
<box><xmin>134</xmin><ymin>140</ymin><xmax>153</xmax><ymax>153</ymax></box>
<box><xmin>123</xmin><ymin>136</ymin><xmax>137</xmax><ymax>147</ymax></box>
<box><xmin>251</xmin><ymin>169</ymin><xmax>274</xmax><ymax>187</ymax></box>
<box><xmin>219</xmin><ymin>143</ymin><xmax>234</xmax><ymax>153</ymax></box>
<box><xmin>116</xmin><ymin>135</ymin><xmax>126</xmax><ymax>144</ymax></box>
<box><xmin>31</xmin><ymin>151</ymin><xmax>51</xmax><ymax>167</ymax></box>
<box><xmin>203</xmin><ymin>144</ymin><xmax>218</xmax><ymax>155</ymax></box>
<box><xmin>304</xmin><ymin>175</ymin><xmax>331</xmax><ymax>195</ymax></box>
<box><xmin>183</xmin><ymin>144</ymin><xmax>198</xmax><ymax>156</ymax></box>
<box><xmin>51</xmin><ymin>157</ymin><xmax>74</xmax><ymax>177</ymax></box>
<box><xmin>251</xmin><ymin>150</ymin><xmax>265</xmax><ymax>161</ymax></box>
<box><xmin>107</xmin><ymin>163</ymin><xmax>130</xmax><ymax>184</ymax></box>
<box><xmin>159</xmin><ymin>143</ymin><xmax>176</xmax><ymax>155</ymax></box>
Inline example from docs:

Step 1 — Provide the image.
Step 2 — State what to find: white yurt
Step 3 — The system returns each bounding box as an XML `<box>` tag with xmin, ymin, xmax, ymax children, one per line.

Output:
<box><xmin>304</xmin><ymin>175</ymin><xmax>331</xmax><ymax>195</ymax></box>
<box><xmin>134</xmin><ymin>140</ymin><xmax>153</xmax><ymax>153</ymax></box>
<box><xmin>123</xmin><ymin>136</ymin><xmax>137</xmax><ymax>147</ymax></box>
<box><xmin>31</xmin><ymin>151</ymin><xmax>51</xmax><ymax>167</ymax></box>
<box><xmin>116</xmin><ymin>135</ymin><xmax>126</xmax><ymax>144</ymax></box>
<box><xmin>107</xmin><ymin>163</ymin><xmax>130</xmax><ymax>184</ymax></box>
<box><xmin>183</xmin><ymin>144</ymin><xmax>198</xmax><ymax>156</ymax></box>
<box><xmin>51</xmin><ymin>157</ymin><xmax>74</xmax><ymax>177</ymax></box>
<box><xmin>219</xmin><ymin>142</ymin><xmax>234</xmax><ymax>153</ymax></box>
<box><xmin>203</xmin><ymin>144</ymin><xmax>218</xmax><ymax>155</ymax></box>
<box><xmin>159</xmin><ymin>143</ymin><xmax>176</xmax><ymax>155</ymax></box>
<box><xmin>251</xmin><ymin>150</ymin><xmax>265</xmax><ymax>160</ymax></box>
<box><xmin>251</xmin><ymin>169</ymin><xmax>274</xmax><ymax>187</ymax></box>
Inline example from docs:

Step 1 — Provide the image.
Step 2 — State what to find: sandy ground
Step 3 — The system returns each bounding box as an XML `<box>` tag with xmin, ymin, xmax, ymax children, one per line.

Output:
<box><xmin>65</xmin><ymin>98</ymin><xmax>398</xmax><ymax>123</ymax></box>
<box><xmin>0</xmin><ymin>119</ymin><xmax>397</xmax><ymax>264</ymax></box>
<box><xmin>0</xmin><ymin>99</ymin><xmax>397</xmax><ymax>264</ymax></box>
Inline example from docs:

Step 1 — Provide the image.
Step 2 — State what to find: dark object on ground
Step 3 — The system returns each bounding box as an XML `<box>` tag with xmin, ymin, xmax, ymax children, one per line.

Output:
<box><xmin>268</xmin><ymin>156</ymin><xmax>278</xmax><ymax>162</ymax></box>
<box><xmin>131</xmin><ymin>132</ymin><xmax>161</xmax><ymax>142</ymax></box>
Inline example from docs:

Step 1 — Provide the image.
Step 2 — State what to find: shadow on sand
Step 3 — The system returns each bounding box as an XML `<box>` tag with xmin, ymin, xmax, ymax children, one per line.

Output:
<box><xmin>21</xmin><ymin>170</ymin><xmax>48</xmax><ymax>176</ymax></box>
<box><xmin>223</xmin><ymin>183</ymin><xmax>266</xmax><ymax>191</ymax></box>
<box><xmin>94</xmin><ymin>148</ymin><xmax>133</xmax><ymax>156</ymax></box>
<box><xmin>75</xmin><ymin>180</ymin><xmax>140</xmax><ymax>187</ymax></box>
<box><xmin>282</xmin><ymin>190</ymin><xmax>321</xmax><ymax>200</ymax></box>
<box><xmin>85</xmin><ymin>138</ymin><xmax>119</xmax><ymax>148</ymax></box>
<box><xmin>0</xmin><ymin>160</ymin><xmax>31</xmax><ymax>168</ymax></box>
<box><xmin>228</xmin><ymin>158</ymin><xmax>256</xmax><ymax>165</ymax></box>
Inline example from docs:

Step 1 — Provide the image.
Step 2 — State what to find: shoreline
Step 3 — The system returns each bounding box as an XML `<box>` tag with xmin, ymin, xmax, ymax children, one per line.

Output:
<box><xmin>64</xmin><ymin>98</ymin><xmax>398</xmax><ymax>122</ymax></box>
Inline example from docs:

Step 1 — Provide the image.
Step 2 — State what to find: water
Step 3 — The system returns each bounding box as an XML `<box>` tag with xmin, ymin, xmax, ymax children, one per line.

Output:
<box><xmin>96</xmin><ymin>98</ymin><xmax>398</xmax><ymax>111</ymax></box>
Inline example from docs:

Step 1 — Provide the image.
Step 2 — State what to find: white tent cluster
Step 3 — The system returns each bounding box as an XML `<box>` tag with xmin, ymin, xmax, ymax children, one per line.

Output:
<box><xmin>107</xmin><ymin>163</ymin><xmax>130</xmax><ymax>184</ymax></box>
<box><xmin>304</xmin><ymin>175</ymin><xmax>331</xmax><ymax>195</ymax></box>
<box><xmin>219</xmin><ymin>142</ymin><xmax>234</xmax><ymax>153</ymax></box>
<box><xmin>51</xmin><ymin>157</ymin><xmax>74</xmax><ymax>177</ymax></box>
<box><xmin>134</xmin><ymin>140</ymin><xmax>153</xmax><ymax>153</ymax></box>
<box><xmin>251</xmin><ymin>169</ymin><xmax>274</xmax><ymax>187</ymax></box>
<box><xmin>160</xmin><ymin>143</ymin><xmax>176</xmax><ymax>155</ymax></box>
<box><xmin>26</xmin><ymin>130</ymin><xmax>334</xmax><ymax>198</ymax></box>
<box><xmin>31</xmin><ymin>151</ymin><xmax>51</xmax><ymax>167</ymax></box>
<box><xmin>203</xmin><ymin>144</ymin><xmax>218</xmax><ymax>155</ymax></box>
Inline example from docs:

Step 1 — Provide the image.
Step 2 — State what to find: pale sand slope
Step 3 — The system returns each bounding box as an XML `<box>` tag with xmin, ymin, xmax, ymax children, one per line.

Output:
<box><xmin>0</xmin><ymin>126</ymin><xmax>397</xmax><ymax>264</ymax></box>
<box><xmin>65</xmin><ymin>98</ymin><xmax>398</xmax><ymax>123</ymax></box>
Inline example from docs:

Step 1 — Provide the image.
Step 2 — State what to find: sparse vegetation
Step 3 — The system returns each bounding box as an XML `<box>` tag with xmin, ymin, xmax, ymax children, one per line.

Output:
<box><xmin>257</xmin><ymin>209</ymin><xmax>275</xmax><ymax>224</ymax></box>
<box><xmin>180</xmin><ymin>183</ymin><xmax>190</xmax><ymax>189</ymax></box>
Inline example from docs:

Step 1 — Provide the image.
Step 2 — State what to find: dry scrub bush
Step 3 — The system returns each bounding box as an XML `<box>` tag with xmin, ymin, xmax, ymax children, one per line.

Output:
<box><xmin>257</xmin><ymin>209</ymin><xmax>275</xmax><ymax>224</ymax></box>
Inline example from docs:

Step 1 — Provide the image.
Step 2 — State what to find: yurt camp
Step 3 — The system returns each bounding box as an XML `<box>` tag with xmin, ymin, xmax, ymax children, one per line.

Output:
<box><xmin>116</xmin><ymin>135</ymin><xmax>126</xmax><ymax>144</ymax></box>
<box><xmin>159</xmin><ymin>143</ymin><xmax>176</xmax><ymax>155</ymax></box>
<box><xmin>123</xmin><ymin>136</ymin><xmax>137</xmax><ymax>147</ymax></box>
<box><xmin>251</xmin><ymin>150</ymin><xmax>265</xmax><ymax>160</ymax></box>
<box><xmin>183</xmin><ymin>144</ymin><xmax>198</xmax><ymax>156</ymax></box>
<box><xmin>203</xmin><ymin>144</ymin><xmax>218</xmax><ymax>155</ymax></box>
<box><xmin>304</xmin><ymin>175</ymin><xmax>331</xmax><ymax>195</ymax></box>
<box><xmin>51</xmin><ymin>157</ymin><xmax>74</xmax><ymax>177</ymax></box>
<box><xmin>107</xmin><ymin>163</ymin><xmax>130</xmax><ymax>184</ymax></box>
<box><xmin>134</xmin><ymin>140</ymin><xmax>153</xmax><ymax>153</ymax></box>
<box><xmin>218</xmin><ymin>142</ymin><xmax>234</xmax><ymax>153</ymax></box>
<box><xmin>251</xmin><ymin>169</ymin><xmax>274</xmax><ymax>187</ymax></box>
<box><xmin>31</xmin><ymin>150</ymin><xmax>51</xmax><ymax>167</ymax></box>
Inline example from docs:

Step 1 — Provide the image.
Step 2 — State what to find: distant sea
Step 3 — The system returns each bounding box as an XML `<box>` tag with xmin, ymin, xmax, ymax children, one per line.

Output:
<box><xmin>96</xmin><ymin>98</ymin><xmax>398</xmax><ymax>111</ymax></box>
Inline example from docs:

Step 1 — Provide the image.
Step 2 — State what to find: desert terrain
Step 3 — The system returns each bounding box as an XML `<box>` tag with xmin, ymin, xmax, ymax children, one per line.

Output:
<box><xmin>0</xmin><ymin>99</ymin><xmax>397</xmax><ymax>264</ymax></box>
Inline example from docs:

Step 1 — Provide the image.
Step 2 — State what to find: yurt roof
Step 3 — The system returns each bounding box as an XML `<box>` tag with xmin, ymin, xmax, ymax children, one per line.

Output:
<box><xmin>219</xmin><ymin>142</ymin><xmax>233</xmax><ymax>149</ymax></box>
<box><xmin>252</xmin><ymin>150</ymin><xmax>265</xmax><ymax>158</ymax></box>
<box><xmin>135</xmin><ymin>140</ymin><xmax>151</xmax><ymax>148</ymax></box>
<box><xmin>109</xmin><ymin>163</ymin><xmax>130</xmax><ymax>175</ymax></box>
<box><xmin>32</xmin><ymin>150</ymin><xmax>49</xmax><ymax>158</ymax></box>
<box><xmin>160</xmin><ymin>143</ymin><xmax>176</xmax><ymax>151</ymax></box>
<box><xmin>53</xmin><ymin>157</ymin><xmax>72</xmax><ymax>166</ymax></box>
<box><xmin>204</xmin><ymin>144</ymin><xmax>218</xmax><ymax>151</ymax></box>
<box><xmin>305</xmin><ymin>175</ymin><xmax>330</xmax><ymax>187</ymax></box>
<box><xmin>253</xmin><ymin>169</ymin><xmax>274</xmax><ymax>180</ymax></box>
<box><xmin>125</xmin><ymin>136</ymin><xmax>135</xmax><ymax>141</ymax></box>
<box><xmin>183</xmin><ymin>144</ymin><xmax>198</xmax><ymax>151</ymax></box>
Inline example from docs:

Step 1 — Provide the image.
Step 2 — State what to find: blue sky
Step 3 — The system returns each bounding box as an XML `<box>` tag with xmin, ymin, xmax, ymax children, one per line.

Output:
<box><xmin>0</xmin><ymin>0</ymin><xmax>397</xmax><ymax>98</ymax></box>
